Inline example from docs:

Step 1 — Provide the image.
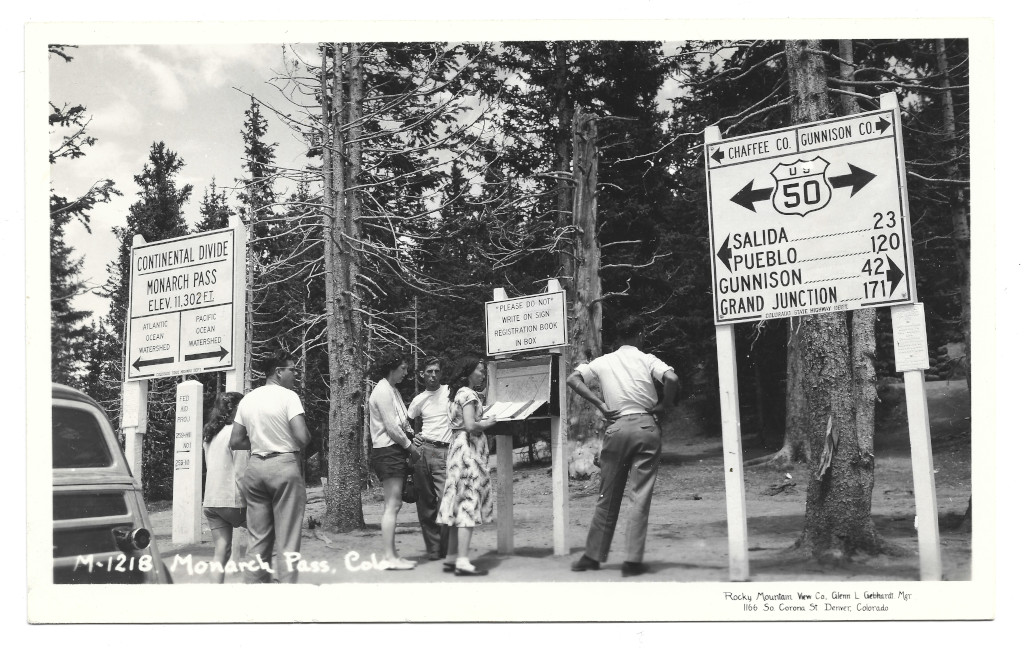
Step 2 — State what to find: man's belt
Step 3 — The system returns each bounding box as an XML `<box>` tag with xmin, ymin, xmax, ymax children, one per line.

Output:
<box><xmin>613</xmin><ymin>412</ymin><xmax>655</xmax><ymax>419</ymax></box>
<box><xmin>252</xmin><ymin>450</ymin><xmax>300</xmax><ymax>458</ymax></box>
<box><xmin>421</xmin><ymin>439</ymin><xmax>450</xmax><ymax>448</ymax></box>
<box><xmin>610</xmin><ymin>412</ymin><xmax>658</xmax><ymax>423</ymax></box>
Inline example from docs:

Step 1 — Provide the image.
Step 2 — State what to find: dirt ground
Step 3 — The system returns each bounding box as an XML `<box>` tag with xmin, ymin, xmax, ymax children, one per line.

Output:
<box><xmin>150</xmin><ymin>380</ymin><xmax>972</xmax><ymax>584</ymax></box>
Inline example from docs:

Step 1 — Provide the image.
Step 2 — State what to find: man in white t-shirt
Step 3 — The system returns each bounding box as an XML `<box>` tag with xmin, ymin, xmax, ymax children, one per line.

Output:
<box><xmin>230</xmin><ymin>350</ymin><xmax>310</xmax><ymax>583</ymax></box>
<box><xmin>407</xmin><ymin>357</ymin><xmax>452</xmax><ymax>560</ymax></box>
<box><xmin>566</xmin><ymin>316</ymin><xmax>678</xmax><ymax>577</ymax></box>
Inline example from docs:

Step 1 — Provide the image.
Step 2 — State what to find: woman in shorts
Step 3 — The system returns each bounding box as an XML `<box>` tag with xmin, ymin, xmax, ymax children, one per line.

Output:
<box><xmin>201</xmin><ymin>391</ymin><xmax>247</xmax><ymax>583</ymax></box>
<box><xmin>368</xmin><ymin>352</ymin><xmax>421</xmax><ymax>570</ymax></box>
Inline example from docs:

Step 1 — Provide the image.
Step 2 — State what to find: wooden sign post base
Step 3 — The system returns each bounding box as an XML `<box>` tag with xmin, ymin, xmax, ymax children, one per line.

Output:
<box><xmin>488</xmin><ymin>279</ymin><xmax>570</xmax><ymax>556</ymax></box>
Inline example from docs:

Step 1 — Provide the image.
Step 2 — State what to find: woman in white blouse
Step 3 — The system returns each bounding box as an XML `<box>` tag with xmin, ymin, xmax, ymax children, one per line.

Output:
<box><xmin>367</xmin><ymin>352</ymin><xmax>422</xmax><ymax>570</ymax></box>
<box><xmin>201</xmin><ymin>391</ymin><xmax>247</xmax><ymax>583</ymax></box>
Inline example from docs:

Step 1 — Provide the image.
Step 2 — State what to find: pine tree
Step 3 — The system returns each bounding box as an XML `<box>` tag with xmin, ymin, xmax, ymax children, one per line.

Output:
<box><xmin>95</xmin><ymin>141</ymin><xmax>193</xmax><ymax>498</ymax></box>
<box><xmin>49</xmin><ymin>44</ymin><xmax>120</xmax><ymax>388</ymax></box>
<box><xmin>50</xmin><ymin>217</ymin><xmax>95</xmax><ymax>389</ymax></box>
<box><xmin>195</xmin><ymin>179</ymin><xmax>233</xmax><ymax>231</ymax></box>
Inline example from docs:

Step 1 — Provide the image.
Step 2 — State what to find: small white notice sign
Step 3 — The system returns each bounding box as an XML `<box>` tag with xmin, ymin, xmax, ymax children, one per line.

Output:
<box><xmin>485</xmin><ymin>290</ymin><xmax>567</xmax><ymax>355</ymax></box>
<box><xmin>891</xmin><ymin>303</ymin><xmax>930</xmax><ymax>372</ymax></box>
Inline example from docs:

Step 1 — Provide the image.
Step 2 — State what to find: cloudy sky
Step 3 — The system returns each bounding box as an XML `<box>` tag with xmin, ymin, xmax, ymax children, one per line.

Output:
<box><xmin>48</xmin><ymin>37</ymin><xmax>690</xmax><ymax>321</ymax></box>
<box><xmin>37</xmin><ymin>13</ymin><xmax>999</xmax><ymax>329</ymax></box>
<box><xmin>49</xmin><ymin>43</ymin><xmax>312</xmax><ymax>318</ymax></box>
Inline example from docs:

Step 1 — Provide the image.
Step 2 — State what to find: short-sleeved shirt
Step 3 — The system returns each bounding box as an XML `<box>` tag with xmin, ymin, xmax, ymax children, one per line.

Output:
<box><xmin>408</xmin><ymin>385</ymin><xmax>453</xmax><ymax>444</ymax></box>
<box><xmin>447</xmin><ymin>387</ymin><xmax>482</xmax><ymax>433</ymax></box>
<box><xmin>233</xmin><ymin>384</ymin><xmax>305</xmax><ymax>456</ymax></box>
<box><xmin>203</xmin><ymin>424</ymin><xmax>248</xmax><ymax>508</ymax></box>
<box><xmin>575</xmin><ymin>345</ymin><xmax>674</xmax><ymax>416</ymax></box>
<box><xmin>368</xmin><ymin>378</ymin><xmax>412</xmax><ymax>449</ymax></box>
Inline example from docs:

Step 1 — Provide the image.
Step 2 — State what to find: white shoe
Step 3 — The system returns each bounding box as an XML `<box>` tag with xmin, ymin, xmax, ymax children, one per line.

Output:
<box><xmin>383</xmin><ymin>557</ymin><xmax>416</xmax><ymax>570</ymax></box>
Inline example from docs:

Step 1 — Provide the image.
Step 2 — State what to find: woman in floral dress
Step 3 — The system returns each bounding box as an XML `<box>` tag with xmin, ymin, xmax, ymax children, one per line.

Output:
<box><xmin>437</xmin><ymin>357</ymin><xmax>497</xmax><ymax>576</ymax></box>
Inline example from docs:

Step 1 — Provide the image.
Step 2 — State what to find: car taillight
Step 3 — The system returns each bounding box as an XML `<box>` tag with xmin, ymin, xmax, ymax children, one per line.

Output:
<box><xmin>112</xmin><ymin>527</ymin><xmax>151</xmax><ymax>552</ymax></box>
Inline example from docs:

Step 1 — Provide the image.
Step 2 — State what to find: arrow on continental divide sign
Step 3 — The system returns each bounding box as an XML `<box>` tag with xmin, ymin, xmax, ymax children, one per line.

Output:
<box><xmin>132</xmin><ymin>355</ymin><xmax>175</xmax><ymax>371</ymax></box>
<box><xmin>183</xmin><ymin>346</ymin><xmax>229</xmax><ymax>362</ymax></box>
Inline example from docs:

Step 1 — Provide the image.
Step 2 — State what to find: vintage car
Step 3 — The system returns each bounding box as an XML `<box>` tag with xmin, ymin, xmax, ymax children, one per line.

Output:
<box><xmin>52</xmin><ymin>383</ymin><xmax>171</xmax><ymax>584</ymax></box>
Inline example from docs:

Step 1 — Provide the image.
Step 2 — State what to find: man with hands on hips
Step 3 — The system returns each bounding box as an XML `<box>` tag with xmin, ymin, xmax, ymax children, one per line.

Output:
<box><xmin>566</xmin><ymin>315</ymin><xmax>678</xmax><ymax>578</ymax></box>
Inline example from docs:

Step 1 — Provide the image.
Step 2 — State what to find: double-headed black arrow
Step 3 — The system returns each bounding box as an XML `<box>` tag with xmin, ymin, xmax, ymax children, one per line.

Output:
<box><xmin>886</xmin><ymin>255</ymin><xmax>905</xmax><ymax>295</ymax></box>
<box><xmin>133</xmin><ymin>355</ymin><xmax>174</xmax><ymax>371</ymax></box>
<box><xmin>729</xmin><ymin>163</ymin><xmax>877</xmax><ymax>212</ymax></box>
<box><xmin>184</xmin><ymin>346</ymin><xmax>228</xmax><ymax>362</ymax></box>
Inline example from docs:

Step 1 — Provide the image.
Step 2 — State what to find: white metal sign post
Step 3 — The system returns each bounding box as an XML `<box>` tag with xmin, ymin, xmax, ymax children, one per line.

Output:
<box><xmin>704</xmin><ymin>92</ymin><xmax>940</xmax><ymax>581</ymax></box>
<box><xmin>890</xmin><ymin>303</ymin><xmax>940</xmax><ymax>579</ymax></box>
<box><xmin>223</xmin><ymin>214</ymin><xmax>248</xmax><ymax>393</ymax></box>
<box><xmin>705</xmin><ymin>124</ymin><xmax>750</xmax><ymax>582</ymax></box>
<box><xmin>484</xmin><ymin>280</ymin><xmax>569</xmax><ymax>556</ymax></box>
<box><xmin>120</xmin><ymin>218</ymin><xmax>248</xmax><ymax>550</ymax></box>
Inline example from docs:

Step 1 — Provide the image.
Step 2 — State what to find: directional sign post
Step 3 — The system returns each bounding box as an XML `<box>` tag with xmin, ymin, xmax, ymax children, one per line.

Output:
<box><xmin>121</xmin><ymin>221</ymin><xmax>248</xmax><ymax>549</ymax></box>
<box><xmin>706</xmin><ymin>107</ymin><xmax>915</xmax><ymax>325</ymax></box>
<box><xmin>126</xmin><ymin>227</ymin><xmax>240</xmax><ymax>380</ymax></box>
<box><xmin>705</xmin><ymin>92</ymin><xmax>940</xmax><ymax>581</ymax></box>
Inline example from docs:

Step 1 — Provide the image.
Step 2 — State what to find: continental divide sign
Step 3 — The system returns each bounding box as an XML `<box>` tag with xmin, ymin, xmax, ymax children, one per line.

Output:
<box><xmin>704</xmin><ymin>108</ymin><xmax>917</xmax><ymax>325</ymax></box>
<box><xmin>126</xmin><ymin>228</ymin><xmax>238</xmax><ymax>380</ymax></box>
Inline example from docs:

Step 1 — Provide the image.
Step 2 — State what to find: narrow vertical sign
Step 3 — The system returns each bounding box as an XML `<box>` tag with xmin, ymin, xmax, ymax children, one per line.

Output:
<box><xmin>891</xmin><ymin>303</ymin><xmax>930</xmax><ymax>372</ymax></box>
<box><xmin>172</xmin><ymin>380</ymin><xmax>204</xmax><ymax>545</ymax></box>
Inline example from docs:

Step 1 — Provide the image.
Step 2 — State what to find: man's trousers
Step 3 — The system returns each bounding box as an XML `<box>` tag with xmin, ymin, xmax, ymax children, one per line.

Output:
<box><xmin>412</xmin><ymin>442</ymin><xmax>450</xmax><ymax>558</ymax></box>
<box><xmin>242</xmin><ymin>452</ymin><xmax>306</xmax><ymax>583</ymax></box>
<box><xmin>584</xmin><ymin>413</ymin><xmax>662</xmax><ymax>564</ymax></box>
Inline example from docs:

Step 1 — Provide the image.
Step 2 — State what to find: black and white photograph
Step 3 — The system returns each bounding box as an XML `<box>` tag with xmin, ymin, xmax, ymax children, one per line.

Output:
<box><xmin>22</xmin><ymin>10</ymin><xmax>1002</xmax><ymax>627</ymax></box>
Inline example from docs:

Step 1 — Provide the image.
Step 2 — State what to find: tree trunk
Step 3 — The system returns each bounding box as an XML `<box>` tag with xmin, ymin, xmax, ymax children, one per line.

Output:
<box><xmin>323</xmin><ymin>43</ymin><xmax>366</xmax><ymax>532</ymax></box>
<box><xmin>554</xmin><ymin>42</ymin><xmax>574</xmax><ymax>286</ymax></box>
<box><xmin>936</xmin><ymin>38</ymin><xmax>971</xmax><ymax>390</ymax></box>
<box><xmin>787</xmin><ymin>39</ymin><xmax>884</xmax><ymax>561</ymax></box>
<box><xmin>839</xmin><ymin>38</ymin><xmax>881</xmax><ymax>549</ymax></box>
<box><xmin>747</xmin><ymin>310</ymin><xmax>811</xmax><ymax>467</ymax></box>
<box><xmin>566</xmin><ymin>108</ymin><xmax>604</xmax><ymax>477</ymax></box>
<box><xmin>936</xmin><ymin>39</ymin><xmax>972</xmax><ymax>523</ymax></box>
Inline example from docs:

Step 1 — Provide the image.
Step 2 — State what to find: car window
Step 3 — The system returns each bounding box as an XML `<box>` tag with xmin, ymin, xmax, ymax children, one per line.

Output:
<box><xmin>53</xmin><ymin>492</ymin><xmax>129</xmax><ymax>520</ymax></box>
<box><xmin>52</xmin><ymin>405</ymin><xmax>114</xmax><ymax>469</ymax></box>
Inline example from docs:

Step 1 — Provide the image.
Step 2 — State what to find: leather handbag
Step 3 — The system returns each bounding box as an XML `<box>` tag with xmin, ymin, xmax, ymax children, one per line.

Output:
<box><xmin>401</xmin><ymin>467</ymin><xmax>418</xmax><ymax>504</ymax></box>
